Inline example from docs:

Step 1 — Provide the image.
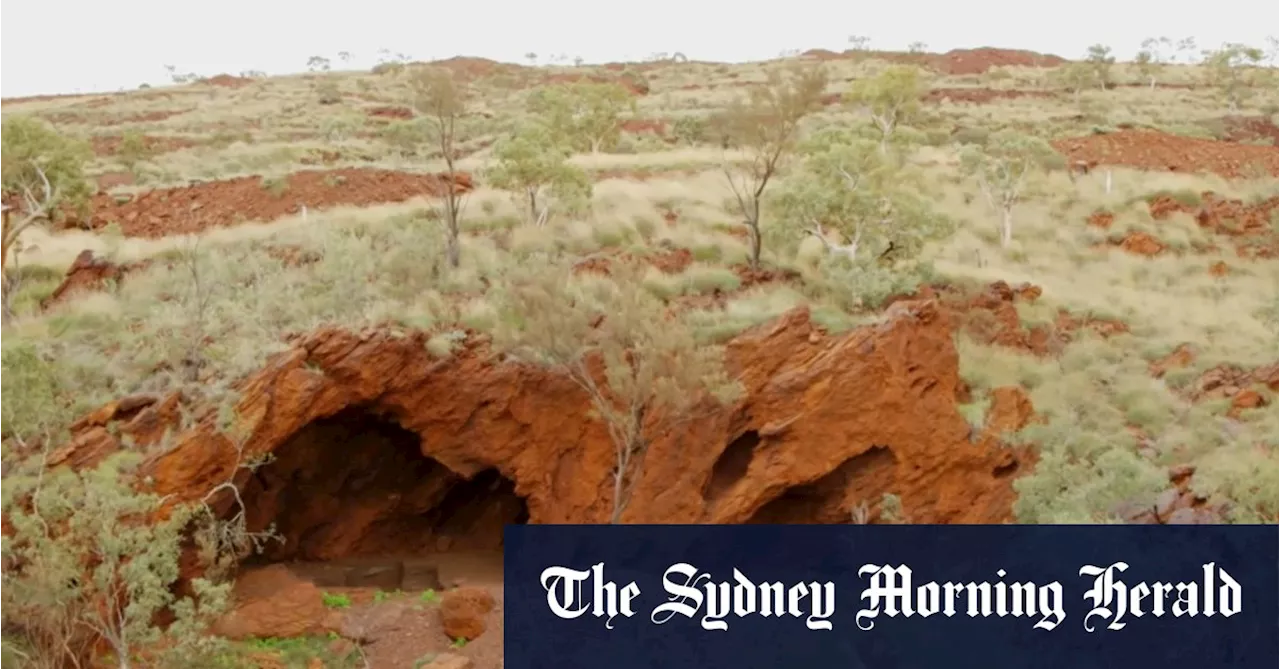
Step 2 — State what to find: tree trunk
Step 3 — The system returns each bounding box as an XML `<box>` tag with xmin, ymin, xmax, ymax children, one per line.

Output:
<box><xmin>610</xmin><ymin>467</ymin><xmax>625</xmax><ymax>524</ymax></box>
<box><xmin>610</xmin><ymin>442</ymin><xmax>634</xmax><ymax>524</ymax></box>
<box><xmin>2</xmin><ymin>273</ymin><xmax>15</xmax><ymax>325</ymax></box>
<box><xmin>445</xmin><ymin>228</ymin><xmax>461</xmax><ymax>268</ymax></box>
<box><xmin>746</xmin><ymin>220</ymin><xmax>762</xmax><ymax>270</ymax></box>
<box><xmin>444</xmin><ymin>187</ymin><xmax>462</xmax><ymax>268</ymax></box>
<box><xmin>1000</xmin><ymin>207</ymin><xmax>1014</xmax><ymax>248</ymax></box>
<box><xmin>440</xmin><ymin>150</ymin><xmax>463</xmax><ymax>268</ymax></box>
<box><xmin>527</xmin><ymin>189</ymin><xmax>538</xmax><ymax>225</ymax></box>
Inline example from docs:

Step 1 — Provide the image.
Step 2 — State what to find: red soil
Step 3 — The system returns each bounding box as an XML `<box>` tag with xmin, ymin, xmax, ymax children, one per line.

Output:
<box><xmin>365</xmin><ymin>105</ymin><xmax>415</xmax><ymax>121</ymax></box>
<box><xmin>1051</xmin><ymin>129</ymin><xmax>1280</xmax><ymax>179</ymax></box>
<box><xmin>76</xmin><ymin>168</ymin><xmax>475</xmax><ymax>238</ymax></box>
<box><xmin>572</xmin><ymin>247</ymin><xmax>693</xmax><ymax>276</ymax></box>
<box><xmin>620</xmin><ymin>118</ymin><xmax>668</xmax><ymax>136</ymax></box>
<box><xmin>934</xmin><ymin>48</ymin><xmax>1066</xmax><ymax>75</ymax></box>
<box><xmin>1219</xmin><ymin>115</ymin><xmax>1279</xmax><ymax>145</ymax></box>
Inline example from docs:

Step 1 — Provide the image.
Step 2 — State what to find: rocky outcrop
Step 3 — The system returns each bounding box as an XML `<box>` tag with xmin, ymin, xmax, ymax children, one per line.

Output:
<box><xmin>1112</xmin><ymin>464</ymin><xmax>1229</xmax><ymax>524</ymax></box>
<box><xmin>40</xmin><ymin>250</ymin><xmax>149</xmax><ymax>309</ymax></box>
<box><xmin>54</xmin><ymin>300</ymin><xmax>1029</xmax><ymax>561</ymax></box>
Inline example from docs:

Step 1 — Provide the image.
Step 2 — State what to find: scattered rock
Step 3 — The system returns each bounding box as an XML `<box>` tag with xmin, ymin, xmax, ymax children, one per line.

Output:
<box><xmin>1052</xmin><ymin>129</ymin><xmax>1279</xmax><ymax>179</ymax></box>
<box><xmin>1149</xmin><ymin>344</ymin><xmax>1195</xmax><ymax>379</ymax></box>
<box><xmin>1153</xmin><ymin>489</ymin><xmax>1180</xmax><ymax>523</ymax></box>
<box><xmin>438</xmin><ymin>587</ymin><xmax>496</xmax><ymax>641</ymax></box>
<box><xmin>1114</xmin><ymin>468</ymin><xmax>1227</xmax><ymax>525</ymax></box>
<box><xmin>214</xmin><ymin>565</ymin><xmax>343</xmax><ymax>640</ymax></box>
<box><xmin>340</xmin><ymin>598</ymin><xmax>418</xmax><ymax>645</ymax></box>
<box><xmin>78</xmin><ymin>168</ymin><xmax>476</xmax><ymax>238</ymax></box>
<box><xmin>1117</xmin><ymin>231</ymin><xmax>1166</xmax><ymax>257</ymax></box>
<box><xmin>1228</xmin><ymin>389</ymin><xmax>1267</xmax><ymax>417</ymax></box>
<box><xmin>1086</xmin><ymin>210</ymin><xmax>1115</xmax><ymax>229</ymax></box>
<box><xmin>41</xmin><ymin>249</ymin><xmax>149</xmax><ymax>309</ymax></box>
<box><xmin>902</xmin><ymin>280</ymin><xmax>1121</xmax><ymax>357</ymax></box>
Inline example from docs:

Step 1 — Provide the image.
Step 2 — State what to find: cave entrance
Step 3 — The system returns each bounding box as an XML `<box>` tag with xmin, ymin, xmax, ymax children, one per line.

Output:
<box><xmin>745</xmin><ymin>446</ymin><xmax>896</xmax><ymax>524</ymax></box>
<box><xmin>237</xmin><ymin>406</ymin><xmax>526</xmax><ymax>588</ymax></box>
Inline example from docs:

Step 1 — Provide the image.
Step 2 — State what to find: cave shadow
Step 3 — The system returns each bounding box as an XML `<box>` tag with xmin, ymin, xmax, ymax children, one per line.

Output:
<box><xmin>237</xmin><ymin>406</ymin><xmax>528</xmax><ymax>567</ymax></box>
<box><xmin>745</xmin><ymin>445</ymin><xmax>897</xmax><ymax>524</ymax></box>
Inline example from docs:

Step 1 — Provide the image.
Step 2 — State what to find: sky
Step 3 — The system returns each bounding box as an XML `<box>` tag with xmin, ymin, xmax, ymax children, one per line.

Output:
<box><xmin>2</xmin><ymin>1</ymin><xmax>1278</xmax><ymax>97</ymax></box>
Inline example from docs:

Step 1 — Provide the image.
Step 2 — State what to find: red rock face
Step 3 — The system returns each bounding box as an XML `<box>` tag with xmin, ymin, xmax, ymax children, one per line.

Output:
<box><xmin>54</xmin><ymin>301</ymin><xmax>1029</xmax><ymax>564</ymax></box>
<box><xmin>41</xmin><ymin>249</ymin><xmax>150</xmax><ymax>309</ymax></box>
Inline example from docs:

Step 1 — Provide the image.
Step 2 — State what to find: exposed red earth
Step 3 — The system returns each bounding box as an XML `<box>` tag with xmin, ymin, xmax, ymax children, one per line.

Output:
<box><xmin>898</xmin><ymin>281</ymin><xmax>1128</xmax><ymax>357</ymax></box>
<box><xmin>1218</xmin><ymin>115</ymin><xmax>1280</xmax><ymax>145</ymax></box>
<box><xmin>1147</xmin><ymin>345</ymin><xmax>1277</xmax><ymax>416</ymax></box>
<box><xmin>1150</xmin><ymin>191</ymin><xmax>1279</xmax><ymax>258</ymax></box>
<box><xmin>1088</xmin><ymin>191</ymin><xmax>1278</xmax><ymax>258</ymax></box>
<box><xmin>620</xmin><ymin>118</ymin><xmax>669</xmax><ymax>136</ymax></box>
<box><xmin>75</xmin><ymin>168</ymin><xmax>475</xmax><ymax>238</ymax></box>
<box><xmin>1051</xmin><ymin>129</ymin><xmax>1280</xmax><ymax>178</ymax></box>
<box><xmin>365</xmin><ymin>105</ymin><xmax>415</xmax><ymax>121</ymax></box>
<box><xmin>203</xmin><ymin>74</ymin><xmax>255</xmax><ymax>88</ymax></box>
<box><xmin>40</xmin><ymin>250</ymin><xmax>151</xmax><ymax>309</ymax></box>
<box><xmin>572</xmin><ymin>247</ymin><xmax>694</xmax><ymax>276</ymax></box>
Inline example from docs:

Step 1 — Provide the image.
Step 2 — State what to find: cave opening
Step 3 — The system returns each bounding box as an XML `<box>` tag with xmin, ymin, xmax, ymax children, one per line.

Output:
<box><xmin>704</xmin><ymin>430</ymin><xmax>761</xmax><ymax>503</ymax></box>
<box><xmin>236</xmin><ymin>406</ymin><xmax>526</xmax><ymax>587</ymax></box>
<box><xmin>746</xmin><ymin>446</ymin><xmax>896</xmax><ymax>524</ymax></box>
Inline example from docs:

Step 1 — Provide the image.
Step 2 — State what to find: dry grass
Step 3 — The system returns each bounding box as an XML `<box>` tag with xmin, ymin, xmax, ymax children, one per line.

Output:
<box><xmin>3</xmin><ymin>54</ymin><xmax>1277</xmax><ymax>523</ymax></box>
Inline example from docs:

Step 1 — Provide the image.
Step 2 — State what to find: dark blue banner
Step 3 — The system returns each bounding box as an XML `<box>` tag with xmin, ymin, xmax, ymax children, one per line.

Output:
<box><xmin>504</xmin><ymin>525</ymin><xmax>1278</xmax><ymax>669</ymax></box>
